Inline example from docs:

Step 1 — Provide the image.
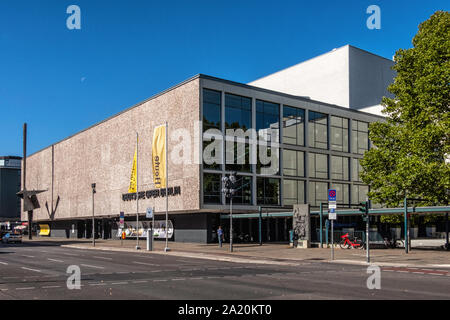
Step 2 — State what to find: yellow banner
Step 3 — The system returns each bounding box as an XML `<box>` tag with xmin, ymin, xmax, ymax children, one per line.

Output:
<box><xmin>152</xmin><ymin>125</ymin><xmax>166</xmax><ymax>189</ymax></box>
<box><xmin>39</xmin><ymin>224</ymin><xmax>50</xmax><ymax>236</ymax></box>
<box><xmin>128</xmin><ymin>147</ymin><xmax>137</xmax><ymax>193</ymax></box>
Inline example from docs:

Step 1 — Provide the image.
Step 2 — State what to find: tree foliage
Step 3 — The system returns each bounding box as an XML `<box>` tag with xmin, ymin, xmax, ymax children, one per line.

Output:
<box><xmin>360</xmin><ymin>11</ymin><xmax>450</xmax><ymax>207</ymax></box>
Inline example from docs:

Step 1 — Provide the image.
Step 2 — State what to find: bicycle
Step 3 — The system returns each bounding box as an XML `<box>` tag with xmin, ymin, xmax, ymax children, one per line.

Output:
<box><xmin>383</xmin><ymin>237</ymin><xmax>404</xmax><ymax>249</ymax></box>
<box><xmin>339</xmin><ymin>233</ymin><xmax>365</xmax><ymax>249</ymax></box>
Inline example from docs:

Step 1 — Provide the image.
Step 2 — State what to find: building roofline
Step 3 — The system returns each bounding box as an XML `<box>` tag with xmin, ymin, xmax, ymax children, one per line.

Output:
<box><xmin>198</xmin><ymin>74</ymin><xmax>386</xmax><ymax>120</ymax></box>
<box><xmin>28</xmin><ymin>72</ymin><xmax>385</xmax><ymax>158</ymax></box>
<box><xmin>249</xmin><ymin>44</ymin><xmax>393</xmax><ymax>84</ymax></box>
<box><xmin>0</xmin><ymin>156</ymin><xmax>22</xmax><ymax>160</ymax></box>
<box><xmin>28</xmin><ymin>74</ymin><xmax>202</xmax><ymax>158</ymax></box>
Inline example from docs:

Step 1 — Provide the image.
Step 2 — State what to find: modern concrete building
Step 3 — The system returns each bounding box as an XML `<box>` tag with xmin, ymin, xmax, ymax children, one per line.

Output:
<box><xmin>249</xmin><ymin>45</ymin><xmax>395</xmax><ymax>116</ymax></box>
<box><xmin>23</xmin><ymin>70</ymin><xmax>384</xmax><ymax>243</ymax></box>
<box><xmin>0</xmin><ymin>156</ymin><xmax>22</xmax><ymax>222</ymax></box>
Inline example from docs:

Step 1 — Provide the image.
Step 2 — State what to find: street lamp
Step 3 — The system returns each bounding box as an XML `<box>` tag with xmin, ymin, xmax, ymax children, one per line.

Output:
<box><xmin>91</xmin><ymin>183</ymin><xmax>96</xmax><ymax>247</ymax></box>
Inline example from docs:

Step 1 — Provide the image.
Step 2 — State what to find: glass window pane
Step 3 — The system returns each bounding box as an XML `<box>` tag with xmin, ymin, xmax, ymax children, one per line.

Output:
<box><xmin>203</xmin><ymin>89</ymin><xmax>221</xmax><ymax>132</ymax></box>
<box><xmin>283</xmin><ymin>149</ymin><xmax>296</xmax><ymax>176</ymax></box>
<box><xmin>309</xmin><ymin>111</ymin><xmax>328</xmax><ymax>149</ymax></box>
<box><xmin>283</xmin><ymin>106</ymin><xmax>305</xmax><ymax>146</ymax></box>
<box><xmin>283</xmin><ymin>179</ymin><xmax>297</xmax><ymax>206</ymax></box>
<box><xmin>203</xmin><ymin>173</ymin><xmax>221</xmax><ymax>204</ymax></box>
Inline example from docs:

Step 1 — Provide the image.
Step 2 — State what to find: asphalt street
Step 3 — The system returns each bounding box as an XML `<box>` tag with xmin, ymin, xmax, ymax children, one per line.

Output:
<box><xmin>0</xmin><ymin>241</ymin><xmax>449</xmax><ymax>300</ymax></box>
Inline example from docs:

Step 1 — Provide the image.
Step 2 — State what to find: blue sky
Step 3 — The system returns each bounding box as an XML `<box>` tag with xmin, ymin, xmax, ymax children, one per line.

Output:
<box><xmin>0</xmin><ymin>0</ymin><xmax>448</xmax><ymax>156</ymax></box>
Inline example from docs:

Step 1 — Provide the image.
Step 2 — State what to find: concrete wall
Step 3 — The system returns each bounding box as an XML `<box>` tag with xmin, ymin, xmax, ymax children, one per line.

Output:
<box><xmin>249</xmin><ymin>46</ymin><xmax>350</xmax><ymax>108</ymax></box>
<box><xmin>248</xmin><ymin>45</ymin><xmax>395</xmax><ymax>116</ymax></box>
<box><xmin>24</xmin><ymin>78</ymin><xmax>201</xmax><ymax>222</ymax></box>
<box><xmin>348</xmin><ymin>46</ymin><xmax>396</xmax><ymax>114</ymax></box>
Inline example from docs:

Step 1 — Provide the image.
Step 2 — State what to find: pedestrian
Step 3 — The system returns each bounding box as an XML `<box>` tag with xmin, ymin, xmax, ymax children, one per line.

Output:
<box><xmin>217</xmin><ymin>226</ymin><xmax>224</xmax><ymax>247</ymax></box>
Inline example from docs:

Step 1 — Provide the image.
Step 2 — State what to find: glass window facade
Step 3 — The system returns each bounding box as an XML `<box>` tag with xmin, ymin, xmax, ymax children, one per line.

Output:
<box><xmin>225</xmin><ymin>93</ymin><xmax>251</xmax><ymax>130</ymax></box>
<box><xmin>330</xmin><ymin>183</ymin><xmax>350</xmax><ymax>206</ymax></box>
<box><xmin>330</xmin><ymin>116</ymin><xmax>349</xmax><ymax>152</ymax></box>
<box><xmin>203</xmin><ymin>173</ymin><xmax>222</xmax><ymax>204</ymax></box>
<box><xmin>283</xmin><ymin>106</ymin><xmax>305</xmax><ymax>146</ymax></box>
<box><xmin>257</xmin><ymin>177</ymin><xmax>280</xmax><ymax>205</ymax></box>
<box><xmin>203</xmin><ymin>89</ymin><xmax>221</xmax><ymax>132</ymax></box>
<box><xmin>331</xmin><ymin>155</ymin><xmax>349</xmax><ymax>181</ymax></box>
<box><xmin>201</xmin><ymin>87</ymin><xmax>378</xmax><ymax>209</ymax></box>
<box><xmin>352</xmin><ymin>158</ymin><xmax>363</xmax><ymax>182</ymax></box>
<box><xmin>308</xmin><ymin>153</ymin><xmax>328</xmax><ymax>179</ymax></box>
<box><xmin>308</xmin><ymin>181</ymin><xmax>328</xmax><ymax>207</ymax></box>
<box><xmin>226</xmin><ymin>175</ymin><xmax>252</xmax><ymax>205</ymax></box>
<box><xmin>283</xmin><ymin>149</ymin><xmax>304</xmax><ymax>177</ymax></box>
<box><xmin>308</xmin><ymin>111</ymin><xmax>328</xmax><ymax>149</ymax></box>
<box><xmin>352</xmin><ymin>184</ymin><xmax>369</xmax><ymax>204</ymax></box>
<box><xmin>283</xmin><ymin>179</ymin><xmax>305</xmax><ymax>206</ymax></box>
<box><xmin>352</xmin><ymin>120</ymin><xmax>369</xmax><ymax>154</ymax></box>
<box><xmin>256</xmin><ymin>100</ymin><xmax>280</xmax><ymax>143</ymax></box>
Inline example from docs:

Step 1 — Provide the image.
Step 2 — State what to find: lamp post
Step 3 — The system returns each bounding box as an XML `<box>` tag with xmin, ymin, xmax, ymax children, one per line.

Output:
<box><xmin>91</xmin><ymin>183</ymin><xmax>96</xmax><ymax>247</ymax></box>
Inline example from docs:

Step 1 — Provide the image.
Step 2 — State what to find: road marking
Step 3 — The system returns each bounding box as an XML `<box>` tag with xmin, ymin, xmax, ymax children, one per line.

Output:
<box><xmin>190</xmin><ymin>277</ymin><xmax>203</xmax><ymax>280</ymax></box>
<box><xmin>89</xmin><ymin>283</ymin><xmax>106</xmax><ymax>286</ymax></box>
<box><xmin>133</xmin><ymin>261</ymin><xmax>159</xmax><ymax>266</ymax></box>
<box><xmin>3</xmin><ymin>276</ymin><xmax>18</xmax><ymax>279</ymax></box>
<box><xmin>413</xmin><ymin>272</ymin><xmax>424</xmax><ymax>274</ymax></box>
<box><xmin>16</xmin><ymin>287</ymin><xmax>35</xmax><ymax>290</ymax></box>
<box><xmin>132</xmin><ymin>280</ymin><xmax>148</xmax><ymax>284</ymax></box>
<box><xmin>153</xmin><ymin>279</ymin><xmax>167</xmax><ymax>282</ymax></box>
<box><xmin>428</xmin><ymin>273</ymin><xmax>444</xmax><ymax>276</ymax></box>
<box><xmin>21</xmin><ymin>267</ymin><xmax>42</xmax><ymax>273</ymax></box>
<box><xmin>47</xmin><ymin>258</ymin><xmax>64</xmax><ymax>263</ymax></box>
<box><xmin>150</xmin><ymin>270</ymin><xmax>162</xmax><ymax>273</ymax></box>
<box><xmin>21</xmin><ymin>255</ymin><xmax>35</xmax><ymax>258</ymax></box>
<box><xmin>81</xmin><ymin>264</ymin><xmax>104</xmax><ymax>269</ymax></box>
<box><xmin>171</xmin><ymin>278</ymin><xmax>186</xmax><ymax>281</ymax></box>
<box><xmin>0</xmin><ymin>262</ymin><xmax>8</xmax><ymax>265</ymax></box>
<box><xmin>62</xmin><ymin>252</ymin><xmax>79</xmax><ymax>256</ymax></box>
<box><xmin>42</xmin><ymin>285</ymin><xmax>61</xmax><ymax>289</ymax></box>
<box><xmin>111</xmin><ymin>282</ymin><xmax>128</xmax><ymax>285</ymax></box>
<box><xmin>93</xmin><ymin>256</ymin><xmax>113</xmax><ymax>260</ymax></box>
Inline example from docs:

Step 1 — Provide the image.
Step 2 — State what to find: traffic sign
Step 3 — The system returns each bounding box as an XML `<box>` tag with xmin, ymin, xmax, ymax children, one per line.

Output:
<box><xmin>328</xmin><ymin>189</ymin><xmax>336</xmax><ymax>201</ymax></box>
<box><xmin>146</xmin><ymin>207</ymin><xmax>153</xmax><ymax>219</ymax></box>
<box><xmin>328</xmin><ymin>201</ymin><xmax>337</xmax><ymax>209</ymax></box>
<box><xmin>119</xmin><ymin>211</ymin><xmax>124</xmax><ymax>228</ymax></box>
<box><xmin>329</xmin><ymin>208</ymin><xmax>337</xmax><ymax>220</ymax></box>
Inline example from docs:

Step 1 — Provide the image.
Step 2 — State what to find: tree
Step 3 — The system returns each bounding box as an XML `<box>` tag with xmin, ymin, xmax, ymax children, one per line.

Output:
<box><xmin>360</xmin><ymin>11</ymin><xmax>450</xmax><ymax>207</ymax></box>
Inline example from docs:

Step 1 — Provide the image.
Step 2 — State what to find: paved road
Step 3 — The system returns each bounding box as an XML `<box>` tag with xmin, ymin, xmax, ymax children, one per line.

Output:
<box><xmin>0</xmin><ymin>241</ymin><xmax>449</xmax><ymax>300</ymax></box>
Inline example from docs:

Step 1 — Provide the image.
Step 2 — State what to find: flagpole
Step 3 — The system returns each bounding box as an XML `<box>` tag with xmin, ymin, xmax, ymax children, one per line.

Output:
<box><xmin>164</xmin><ymin>121</ymin><xmax>170</xmax><ymax>252</ymax></box>
<box><xmin>136</xmin><ymin>132</ymin><xmax>140</xmax><ymax>250</ymax></box>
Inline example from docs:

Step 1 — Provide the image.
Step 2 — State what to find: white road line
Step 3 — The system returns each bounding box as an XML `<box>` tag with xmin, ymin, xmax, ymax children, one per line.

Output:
<box><xmin>0</xmin><ymin>289</ymin><xmax>8</xmax><ymax>291</ymax></box>
<box><xmin>190</xmin><ymin>277</ymin><xmax>203</xmax><ymax>280</ymax></box>
<box><xmin>413</xmin><ymin>272</ymin><xmax>425</xmax><ymax>274</ymax></box>
<box><xmin>171</xmin><ymin>278</ymin><xmax>186</xmax><ymax>281</ymax></box>
<box><xmin>93</xmin><ymin>256</ymin><xmax>113</xmax><ymax>260</ymax></box>
<box><xmin>111</xmin><ymin>282</ymin><xmax>128</xmax><ymax>285</ymax></box>
<box><xmin>62</xmin><ymin>253</ymin><xmax>79</xmax><ymax>256</ymax></box>
<box><xmin>428</xmin><ymin>273</ymin><xmax>444</xmax><ymax>276</ymax></box>
<box><xmin>42</xmin><ymin>285</ymin><xmax>61</xmax><ymax>289</ymax></box>
<box><xmin>132</xmin><ymin>280</ymin><xmax>148</xmax><ymax>284</ymax></box>
<box><xmin>153</xmin><ymin>279</ymin><xmax>167</xmax><ymax>282</ymax></box>
<box><xmin>133</xmin><ymin>261</ymin><xmax>159</xmax><ymax>266</ymax></box>
<box><xmin>47</xmin><ymin>258</ymin><xmax>64</xmax><ymax>263</ymax></box>
<box><xmin>21</xmin><ymin>267</ymin><xmax>42</xmax><ymax>273</ymax></box>
<box><xmin>0</xmin><ymin>262</ymin><xmax>8</xmax><ymax>265</ymax></box>
<box><xmin>21</xmin><ymin>255</ymin><xmax>35</xmax><ymax>258</ymax></box>
<box><xmin>81</xmin><ymin>264</ymin><xmax>104</xmax><ymax>269</ymax></box>
<box><xmin>89</xmin><ymin>283</ymin><xmax>106</xmax><ymax>286</ymax></box>
<box><xmin>16</xmin><ymin>287</ymin><xmax>35</xmax><ymax>290</ymax></box>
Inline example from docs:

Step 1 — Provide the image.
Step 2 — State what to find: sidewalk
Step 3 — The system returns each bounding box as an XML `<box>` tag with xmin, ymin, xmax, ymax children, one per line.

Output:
<box><xmin>22</xmin><ymin>237</ymin><xmax>450</xmax><ymax>269</ymax></box>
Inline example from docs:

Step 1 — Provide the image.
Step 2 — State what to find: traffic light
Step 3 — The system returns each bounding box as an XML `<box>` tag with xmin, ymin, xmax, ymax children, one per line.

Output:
<box><xmin>221</xmin><ymin>172</ymin><xmax>237</xmax><ymax>198</ymax></box>
<box><xmin>358</xmin><ymin>201</ymin><xmax>368</xmax><ymax>214</ymax></box>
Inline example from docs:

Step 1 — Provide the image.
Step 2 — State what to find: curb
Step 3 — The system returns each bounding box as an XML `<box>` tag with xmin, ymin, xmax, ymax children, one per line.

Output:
<box><xmin>61</xmin><ymin>244</ymin><xmax>301</xmax><ymax>266</ymax></box>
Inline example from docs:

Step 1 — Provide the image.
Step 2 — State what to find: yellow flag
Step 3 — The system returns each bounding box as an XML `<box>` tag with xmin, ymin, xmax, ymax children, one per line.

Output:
<box><xmin>152</xmin><ymin>125</ymin><xmax>166</xmax><ymax>189</ymax></box>
<box><xmin>128</xmin><ymin>147</ymin><xmax>137</xmax><ymax>193</ymax></box>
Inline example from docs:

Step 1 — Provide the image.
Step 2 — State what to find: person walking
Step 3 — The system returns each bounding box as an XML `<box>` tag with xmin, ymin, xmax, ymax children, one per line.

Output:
<box><xmin>217</xmin><ymin>226</ymin><xmax>224</xmax><ymax>247</ymax></box>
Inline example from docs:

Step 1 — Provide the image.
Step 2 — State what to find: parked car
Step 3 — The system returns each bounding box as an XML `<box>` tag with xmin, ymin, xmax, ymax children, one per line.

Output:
<box><xmin>1</xmin><ymin>231</ymin><xmax>22</xmax><ymax>244</ymax></box>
